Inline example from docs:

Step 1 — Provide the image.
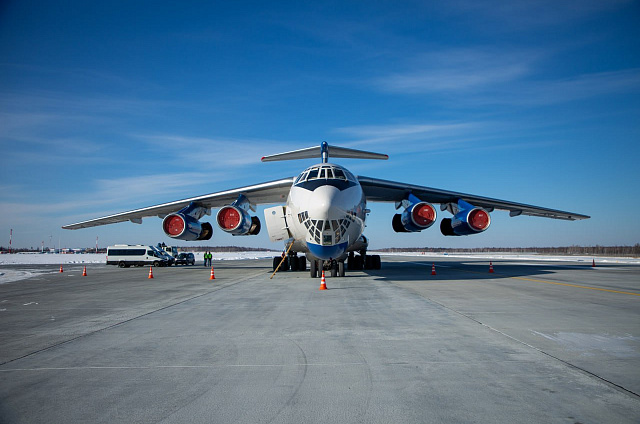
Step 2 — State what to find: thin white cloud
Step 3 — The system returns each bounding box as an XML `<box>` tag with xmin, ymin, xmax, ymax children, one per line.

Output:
<box><xmin>372</xmin><ymin>48</ymin><xmax>538</xmax><ymax>94</ymax></box>
<box><xmin>490</xmin><ymin>68</ymin><xmax>640</xmax><ymax>106</ymax></box>
<box><xmin>442</xmin><ymin>0</ymin><xmax>634</xmax><ymax>29</ymax></box>
<box><xmin>134</xmin><ymin>134</ymin><xmax>296</xmax><ymax>168</ymax></box>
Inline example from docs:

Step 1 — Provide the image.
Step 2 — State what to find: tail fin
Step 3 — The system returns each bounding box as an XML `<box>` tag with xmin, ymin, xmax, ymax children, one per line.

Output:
<box><xmin>261</xmin><ymin>141</ymin><xmax>388</xmax><ymax>164</ymax></box>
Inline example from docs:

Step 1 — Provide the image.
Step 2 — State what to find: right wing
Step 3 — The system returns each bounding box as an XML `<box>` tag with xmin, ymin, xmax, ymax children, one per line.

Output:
<box><xmin>63</xmin><ymin>177</ymin><xmax>295</xmax><ymax>230</ymax></box>
<box><xmin>358</xmin><ymin>176</ymin><xmax>589</xmax><ymax>221</ymax></box>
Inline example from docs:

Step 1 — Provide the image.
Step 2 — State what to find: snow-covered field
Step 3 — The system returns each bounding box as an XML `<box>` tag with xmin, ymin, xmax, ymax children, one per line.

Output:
<box><xmin>0</xmin><ymin>251</ymin><xmax>279</xmax><ymax>284</ymax></box>
<box><xmin>0</xmin><ymin>251</ymin><xmax>279</xmax><ymax>266</ymax></box>
<box><xmin>1</xmin><ymin>251</ymin><xmax>638</xmax><ymax>284</ymax></box>
<box><xmin>377</xmin><ymin>251</ymin><xmax>640</xmax><ymax>265</ymax></box>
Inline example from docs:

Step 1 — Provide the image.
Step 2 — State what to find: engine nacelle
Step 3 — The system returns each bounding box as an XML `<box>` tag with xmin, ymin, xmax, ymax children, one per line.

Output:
<box><xmin>217</xmin><ymin>205</ymin><xmax>261</xmax><ymax>236</ymax></box>
<box><xmin>393</xmin><ymin>201</ymin><xmax>437</xmax><ymax>233</ymax></box>
<box><xmin>440</xmin><ymin>206</ymin><xmax>491</xmax><ymax>236</ymax></box>
<box><xmin>162</xmin><ymin>213</ymin><xmax>213</xmax><ymax>241</ymax></box>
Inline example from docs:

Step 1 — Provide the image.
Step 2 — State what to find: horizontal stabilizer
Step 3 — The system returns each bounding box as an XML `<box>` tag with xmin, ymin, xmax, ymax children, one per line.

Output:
<box><xmin>262</xmin><ymin>142</ymin><xmax>388</xmax><ymax>163</ymax></box>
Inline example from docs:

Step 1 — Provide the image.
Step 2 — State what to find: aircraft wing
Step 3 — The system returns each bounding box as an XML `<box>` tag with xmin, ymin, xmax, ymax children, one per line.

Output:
<box><xmin>357</xmin><ymin>176</ymin><xmax>589</xmax><ymax>220</ymax></box>
<box><xmin>63</xmin><ymin>177</ymin><xmax>295</xmax><ymax>230</ymax></box>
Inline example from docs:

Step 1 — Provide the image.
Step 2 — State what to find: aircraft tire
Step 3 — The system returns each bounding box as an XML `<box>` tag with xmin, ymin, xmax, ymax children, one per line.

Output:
<box><xmin>338</xmin><ymin>261</ymin><xmax>345</xmax><ymax>277</ymax></box>
<box><xmin>310</xmin><ymin>259</ymin><xmax>318</xmax><ymax>278</ymax></box>
<box><xmin>290</xmin><ymin>256</ymin><xmax>299</xmax><ymax>271</ymax></box>
<box><xmin>331</xmin><ymin>262</ymin><xmax>338</xmax><ymax>277</ymax></box>
<box><xmin>280</xmin><ymin>257</ymin><xmax>289</xmax><ymax>271</ymax></box>
<box><xmin>298</xmin><ymin>256</ymin><xmax>306</xmax><ymax>271</ymax></box>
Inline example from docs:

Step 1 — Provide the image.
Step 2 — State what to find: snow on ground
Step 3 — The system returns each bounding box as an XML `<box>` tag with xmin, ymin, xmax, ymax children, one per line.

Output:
<box><xmin>0</xmin><ymin>253</ymin><xmax>107</xmax><ymax>266</ymax></box>
<box><xmin>1</xmin><ymin>251</ymin><xmax>638</xmax><ymax>284</ymax></box>
<box><xmin>0</xmin><ymin>251</ymin><xmax>279</xmax><ymax>266</ymax></box>
<box><xmin>0</xmin><ymin>251</ymin><xmax>279</xmax><ymax>284</ymax></box>
<box><xmin>375</xmin><ymin>251</ymin><xmax>640</xmax><ymax>265</ymax></box>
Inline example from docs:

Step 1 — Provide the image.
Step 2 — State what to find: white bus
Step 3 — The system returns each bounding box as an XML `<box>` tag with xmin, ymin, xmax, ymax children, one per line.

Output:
<box><xmin>106</xmin><ymin>245</ymin><xmax>174</xmax><ymax>268</ymax></box>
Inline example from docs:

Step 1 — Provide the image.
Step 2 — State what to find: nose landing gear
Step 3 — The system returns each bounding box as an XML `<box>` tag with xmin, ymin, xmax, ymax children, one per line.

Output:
<box><xmin>309</xmin><ymin>258</ymin><xmax>346</xmax><ymax>278</ymax></box>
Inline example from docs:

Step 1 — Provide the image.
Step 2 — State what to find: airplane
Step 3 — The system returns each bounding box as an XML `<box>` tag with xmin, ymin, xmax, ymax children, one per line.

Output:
<box><xmin>63</xmin><ymin>142</ymin><xmax>589</xmax><ymax>278</ymax></box>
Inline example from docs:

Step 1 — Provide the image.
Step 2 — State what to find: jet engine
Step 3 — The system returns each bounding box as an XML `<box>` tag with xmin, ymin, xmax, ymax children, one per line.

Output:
<box><xmin>392</xmin><ymin>194</ymin><xmax>437</xmax><ymax>233</ymax></box>
<box><xmin>162</xmin><ymin>213</ymin><xmax>213</xmax><ymax>241</ymax></box>
<box><xmin>440</xmin><ymin>200</ymin><xmax>490</xmax><ymax>236</ymax></box>
<box><xmin>216</xmin><ymin>194</ymin><xmax>261</xmax><ymax>236</ymax></box>
<box><xmin>217</xmin><ymin>206</ymin><xmax>261</xmax><ymax>235</ymax></box>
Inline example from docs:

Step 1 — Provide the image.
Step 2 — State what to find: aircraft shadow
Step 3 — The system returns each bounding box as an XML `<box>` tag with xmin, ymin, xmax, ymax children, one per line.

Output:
<box><xmin>360</xmin><ymin>259</ymin><xmax>600</xmax><ymax>282</ymax></box>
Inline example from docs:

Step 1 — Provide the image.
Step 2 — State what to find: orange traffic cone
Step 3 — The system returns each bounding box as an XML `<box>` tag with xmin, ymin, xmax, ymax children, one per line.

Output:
<box><xmin>209</xmin><ymin>266</ymin><xmax>216</xmax><ymax>280</ymax></box>
<box><xmin>148</xmin><ymin>266</ymin><xmax>154</xmax><ymax>279</ymax></box>
<box><xmin>431</xmin><ymin>263</ymin><xmax>436</xmax><ymax>276</ymax></box>
<box><xmin>59</xmin><ymin>265</ymin><xmax>64</xmax><ymax>273</ymax></box>
<box><xmin>319</xmin><ymin>270</ymin><xmax>327</xmax><ymax>290</ymax></box>
<box><xmin>592</xmin><ymin>259</ymin><xmax>596</xmax><ymax>268</ymax></box>
<box><xmin>489</xmin><ymin>262</ymin><xmax>494</xmax><ymax>273</ymax></box>
<box><xmin>82</xmin><ymin>266</ymin><xmax>87</xmax><ymax>277</ymax></box>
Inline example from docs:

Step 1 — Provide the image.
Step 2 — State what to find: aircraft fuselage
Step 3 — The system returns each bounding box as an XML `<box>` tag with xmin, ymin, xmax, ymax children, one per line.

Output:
<box><xmin>285</xmin><ymin>162</ymin><xmax>367</xmax><ymax>261</ymax></box>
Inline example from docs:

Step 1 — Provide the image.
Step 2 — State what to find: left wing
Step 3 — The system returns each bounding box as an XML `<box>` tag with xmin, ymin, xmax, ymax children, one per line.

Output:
<box><xmin>357</xmin><ymin>176</ymin><xmax>589</xmax><ymax>220</ymax></box>
<box><xmin>63</xmin><ymin>177</ymin><xmax>295</xmax><ymax>229</ymax></box>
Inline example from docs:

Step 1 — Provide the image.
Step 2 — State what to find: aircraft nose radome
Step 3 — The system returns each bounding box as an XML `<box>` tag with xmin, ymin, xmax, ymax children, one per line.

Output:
<box><xmin>307</xmin><ymin>185</ymin><xmax>341</xmax><ymax>218</ymax></box>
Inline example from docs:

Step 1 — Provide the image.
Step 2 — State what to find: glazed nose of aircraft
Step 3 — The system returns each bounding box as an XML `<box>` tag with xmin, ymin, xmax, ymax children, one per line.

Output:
<box><xmin>305</xmin><ymin>185</ymin><xmax>348</xmax><ymax>260</ymax></box>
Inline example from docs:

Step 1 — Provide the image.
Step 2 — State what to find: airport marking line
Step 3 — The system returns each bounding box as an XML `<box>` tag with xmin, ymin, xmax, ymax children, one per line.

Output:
<box><xmin>509</xmin><ymin>276</ymin><xmax>640</xmax><ymax>297</ymax></box>
<box><xmin>409</xmin><ymin>261</ymin><xmax>640</xmax><ymax>297</ymax></box>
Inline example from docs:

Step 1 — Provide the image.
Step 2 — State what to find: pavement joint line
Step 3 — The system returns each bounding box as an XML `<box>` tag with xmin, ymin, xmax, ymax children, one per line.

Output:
<box><xmin>0</xmin><ymin>359</ymin><xmax>538</xmax><ymax>372</ymax></box>
<box><xmin>408</xmin><ymin>261</ymin><xmax>640</xmax><ymax>297</ymax></box>
<box><xmin>0</xmin><ymin>269</ymin><xmax>265</xmax><ymax>368</ymax></box>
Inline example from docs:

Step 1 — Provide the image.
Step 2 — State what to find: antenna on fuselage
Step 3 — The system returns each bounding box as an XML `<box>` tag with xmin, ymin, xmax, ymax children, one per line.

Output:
<box><xmin>261</xmin><ymin>142</ymin><xmax>389</xmax><ymax>163</ymax></box>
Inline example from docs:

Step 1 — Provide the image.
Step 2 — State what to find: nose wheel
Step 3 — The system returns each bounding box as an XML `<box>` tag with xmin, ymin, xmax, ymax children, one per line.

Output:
<box><xmin>310</xmin><ymin>258</ymin><xmax>346</xmax><ymax>278</ymax></box>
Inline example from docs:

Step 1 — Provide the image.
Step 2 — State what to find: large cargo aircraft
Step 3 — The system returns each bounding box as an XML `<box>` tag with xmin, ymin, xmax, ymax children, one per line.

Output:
<box><xmin>63</xmin><ymin>142</ymin><xmax>589</xmax><ymax>277</ymax></box>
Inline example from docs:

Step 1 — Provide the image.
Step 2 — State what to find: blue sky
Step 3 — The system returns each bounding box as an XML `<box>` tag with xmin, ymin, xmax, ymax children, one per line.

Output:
<box><xmin>1</xmin><ymin>0</ymin><xmax>639</xmax><ymax>250</ymax></box>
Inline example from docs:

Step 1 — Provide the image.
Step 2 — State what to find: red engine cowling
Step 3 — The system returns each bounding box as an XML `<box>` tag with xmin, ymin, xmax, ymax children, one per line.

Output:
<box><xmin>216</xmin><ymin>206</ymin><xmax>261</xmax><ymax>236</ymax></box>
<box><xmin>393</xmin><ymin>202</ymin><xmax>437</xmax><ymax>233</ymax></box>
<box><xmin>162</xmin><ymin>213</ymin><xmax>213</xmax><ymax>241</ymax></box>
<box><xmin>440</xmin><ymin>207</ymin><xmax>490</xmax><ymax>236</ymax></box>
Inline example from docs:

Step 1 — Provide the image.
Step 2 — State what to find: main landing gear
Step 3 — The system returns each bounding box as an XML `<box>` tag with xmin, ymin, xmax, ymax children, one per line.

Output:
<box><xmin>308</xmin><ymin>251</ymin><xmax>382</xmax><ymax>278</ymax></box>
<box><xmin>272</xmin><ymin>252</ymin><xmax>307</xmax><ymax>273</ymax></box>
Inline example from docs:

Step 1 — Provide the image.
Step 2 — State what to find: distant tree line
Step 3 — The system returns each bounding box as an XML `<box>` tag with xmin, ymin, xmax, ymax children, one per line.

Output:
<box><xmin>1</xmin><ymin>245</ymin><xmax>639</xmax><ymax>257</ymax></box>
<box><xmin>0</xmin><ymin>246</ymin><xmax>274</xmax><ymax>254</ymax></box>
<box><xmin>376</xmin><ymin>244</ymin><xmax>640</xmax><ymax>257</ymax></box>
<box><xmin>179</xmin><ymin>246</ymin><xmax>275</xmax><ymax>253</ymax></box>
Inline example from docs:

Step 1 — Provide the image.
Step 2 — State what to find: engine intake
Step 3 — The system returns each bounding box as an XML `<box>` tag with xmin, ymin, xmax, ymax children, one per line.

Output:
<box><xmin>393</xmin><ymin>197</ymin><xmax>437</xmax><ymax>233</ymax></box>
<box><xmin>217</xmin><ymin>205</ymin><xmax>261</xmax><ymax>236</ymax></box>
<box><xmin>440</xmin><ymin>203</ymin><xmax>491</xmax><ymax>236</ymax></box>
<box><xmin>162</xmin><ymin>213</ymin><xmax>213</xmax><ymax>241</ymax></box>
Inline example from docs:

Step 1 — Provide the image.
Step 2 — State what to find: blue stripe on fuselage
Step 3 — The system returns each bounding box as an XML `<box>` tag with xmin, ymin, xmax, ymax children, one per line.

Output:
<box><xmin>306</xmin><ymin>241</ymin><xmax>348</xmax><ymax>260</ymax></box>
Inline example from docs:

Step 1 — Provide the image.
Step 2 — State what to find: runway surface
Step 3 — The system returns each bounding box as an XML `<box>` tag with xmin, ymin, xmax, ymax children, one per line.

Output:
<box><xmin>1</xmin><ymin>256</ymin><xmax>639</xmax><ymax>423</ymax></box>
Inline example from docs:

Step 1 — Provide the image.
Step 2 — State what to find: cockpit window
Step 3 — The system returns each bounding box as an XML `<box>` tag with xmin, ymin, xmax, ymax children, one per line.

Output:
<box><xmin>307</xmin><ymin>168</ymin><xmax>319</xmax><ymax>180</ymax></box>
<box><xmin>294</xmin><ymin>165</ymin><xmax>355</xmax><ymax>185</ymax></box>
